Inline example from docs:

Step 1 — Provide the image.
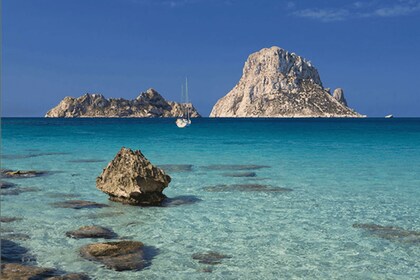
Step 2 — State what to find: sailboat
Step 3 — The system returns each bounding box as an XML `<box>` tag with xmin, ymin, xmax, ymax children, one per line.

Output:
<box><xmin>176</xmin><ymin>78</ymin><xmax>192</xmax><ymax>128</ymax></box>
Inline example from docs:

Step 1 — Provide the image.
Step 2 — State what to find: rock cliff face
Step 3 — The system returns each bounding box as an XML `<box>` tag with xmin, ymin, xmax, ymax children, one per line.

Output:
<box><xmin>210</xmin><ymin>46</ymin><xmax>363</xmax><ymax>117</ymax></box>
<box><xmin>332</xmin><ymin>88</ymin><xmax>348</xmax><ymax>106</ymax></box>
<box><xmin>45</xmin><ymin>88</ymin><xmax>200</xmax><ymax>118</ymax></box>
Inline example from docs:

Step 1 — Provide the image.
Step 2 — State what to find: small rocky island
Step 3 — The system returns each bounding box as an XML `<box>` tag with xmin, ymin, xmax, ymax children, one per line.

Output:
<box><xmin>45</xmin><ymin>88</ymin><xmax>200</xmax><ymax>118</ymax></box>
<box><xmin>210</xmin><ymin>46</ymin><xmax>364</xmax><ymax>117</ymax></box>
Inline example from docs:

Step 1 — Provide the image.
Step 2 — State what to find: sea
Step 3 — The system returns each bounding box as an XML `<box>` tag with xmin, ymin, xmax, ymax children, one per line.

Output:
<box><xmin>1</xmin><ymin>118</ymin><xmax>419</xmax><ymax>279</ymax></box>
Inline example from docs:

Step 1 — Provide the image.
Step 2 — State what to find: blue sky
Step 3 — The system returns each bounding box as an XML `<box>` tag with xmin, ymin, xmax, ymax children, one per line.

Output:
<box><xmin>2</xmin><ymin>0</ymin><xmax>420</xmax><ymax>117</ymax></box>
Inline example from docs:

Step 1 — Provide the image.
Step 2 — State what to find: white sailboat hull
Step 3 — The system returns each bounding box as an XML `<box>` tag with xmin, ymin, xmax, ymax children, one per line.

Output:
<box><xmin>176</xmin><ymin>118</ymin><xmax>190</xmax><ymax>128</ymax></box>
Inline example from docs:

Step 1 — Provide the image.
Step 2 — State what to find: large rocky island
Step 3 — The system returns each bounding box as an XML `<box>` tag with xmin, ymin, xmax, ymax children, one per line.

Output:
<box><xmin>45</xmin><ymin>88</ymin><xmax>200</xmax><ymax>118</ymax></box>
<box><xmin>210</xmin><ymin>46</ymin><xmax>363</xmax><ymax>117</ymax></box>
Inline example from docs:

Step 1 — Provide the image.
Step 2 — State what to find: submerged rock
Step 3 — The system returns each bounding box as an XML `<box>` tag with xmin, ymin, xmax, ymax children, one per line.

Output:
<box><xmin>68</xmin><ymin>159</ymin><xmax>106</xmax><ymax>163</ymax></box>
<box><xmin>161</xmin><ymin>195</ymin><xmax>202</xmax><ymax>207</ymax></box>
<box><xmin>353</xmin><ymin>223</ymin><xmax>420</xmax><ymax>243</ymax></box>
<box><xmin>1</xmin><ymin>239</ymin><xmax>33</xmax><ymax>263</ymax></box>
<box><xmin>48</xmin><ymin>273</ymin><xmax>91</xmax><ymax>280</ymax></box>
<box><xmin>0</xmin><ymin>181</ymin><xmax>17</xmax><ymax>189</ymax></box>
<box><xmin>0</xmin><ymin>263</ymin><xmax>56</xmax><ymax>280</ymax></box>
<box><xmin>210</xmin><ymin>46</ymin><xmax>363</xmax><ymax>117</ymax></box>
<box><xmin>46</xmin><ymin>192</ymin><xmax>81</xmax><ymax>199</ymax></box>
<box><xmin>1</xmin><ymin>187</ymin><xmax>40</xmax><ymax>196</ymax></box>
<box><xmin>203</xmin><ymin>164</ymin><xmax>270</xmax><ymax>171</ymax></box>
<box><xmin>158</xmin><ymin>164</ymin><xmax>193</xmax><ymax>173</ymax></box>
<box><xmin>0</xmin><ymin>169</ymin><xmax>48</xmax><ymax>178</ymax></box>
<box><xmin>192</xmin><ymin>251</ymin><xmax>231</xmax><ymax>265</ymax></box>
<box><xmin>204</xmin><ymin>184</ymin><xmax>292</xmax><ymax>192</ymax></box>
<box><xmin>51</xmin><ymin>200</ymin><xmax>109</xmax><ymax>209</ymax></box>
<box><xmin>0</xmin><ymin>217</ymin><xmax>22</xmax><ymax>223</ymax></box>
<box><xmin>222</xmin><ymin>171</ymin><xmax>257</xmax><ymax>177</ymax></box>
<box><xmin>1</xmin><ymin>233</ymin><xmax>31</xmax><ymax>241</ymax></box>
<box><xmin>79</xmin><ymin>211</ymin><xmax>125</xmax><ymax>220</ymax></box>
<box><xmin>1</xmin><ymin>152</ymin><xmax>70</xmax><ymax>160</ymax></box>
<box><xmin>80</xmin><ymin>241</ymin><xmax>146</xmax><ymax>271</ymax></box>
<box><xmin>96</xmin><ymin>147</ymin><xmax>171</xmax><ymax>206</ymax></box>
<box><xmin>0</xmin><ymin>263</ymin><xmax>89</xmax><ymax>280</ymax></box>
<box><xmin>66</xmin><ymin>226</ymin><xmax>117</xmax><ymax>239</ymax></box>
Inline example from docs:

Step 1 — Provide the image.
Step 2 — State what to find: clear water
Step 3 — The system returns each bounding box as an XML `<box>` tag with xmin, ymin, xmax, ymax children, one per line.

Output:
<box><xmin>1</xmin><ymin>118</ymin><xmax>419</xmax><ymax>279</ymax></box>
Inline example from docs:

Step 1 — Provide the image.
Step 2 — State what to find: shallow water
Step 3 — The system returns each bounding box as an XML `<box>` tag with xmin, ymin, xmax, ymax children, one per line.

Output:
<box><xmin>1</xmin><ymin>118</ymin><xmax>420</xmax><ymax>279</ymax></box>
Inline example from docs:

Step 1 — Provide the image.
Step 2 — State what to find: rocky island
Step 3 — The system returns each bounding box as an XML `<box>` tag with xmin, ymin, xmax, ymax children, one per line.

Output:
<box><xmin>45</xmin><ymin>88</ymin><xmax>200</xmax><ymax>118</ymax></box>
<box><xmin>210</xmin><ymin>46</ymin><xmax>363</xmax><ymax>117</ymax></box>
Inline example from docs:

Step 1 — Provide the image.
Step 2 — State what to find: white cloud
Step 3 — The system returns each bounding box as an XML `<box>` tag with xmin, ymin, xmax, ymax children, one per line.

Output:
<box><xmin>371</xmin><ymin>3</ymin><xmax>420</xmax><ymax>17</ymax></box>
<box><xmin>286</xmin><ymin>1</ymin><xmax>296</xmax><ymax>10</ymax></box>
<box><xmin>293</xmin><ymin>8</ymin><xmax>349</xmax><ymax>22</ymax></box>
<box><xmin>291</xmin><ymin>0</ymin><xmax>420</xmax><ymax>22</ymax></box>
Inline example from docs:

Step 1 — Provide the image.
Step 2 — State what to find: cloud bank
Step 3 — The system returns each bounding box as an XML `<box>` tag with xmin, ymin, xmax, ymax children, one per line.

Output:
<box><xmin>291</xmin><ymin>0</ymin><xmax>420</xmax><ymax>22</ymax></box>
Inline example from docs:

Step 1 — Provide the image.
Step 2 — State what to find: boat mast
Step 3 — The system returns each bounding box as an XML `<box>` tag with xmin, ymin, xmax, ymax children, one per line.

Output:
<box><xmin>185</xmin><ymin>77</ymin><xmax>189</xmax><ymax>120</ymax></box>
<box><xmin>181</xmin><ymin>84</ymin><xmax>184</xmax><ymax>118</ymax></box>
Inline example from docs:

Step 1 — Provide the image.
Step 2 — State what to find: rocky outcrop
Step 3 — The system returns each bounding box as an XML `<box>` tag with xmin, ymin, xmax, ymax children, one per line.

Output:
<box><xmin>332</xmin><ymin>88</ymin><xmax>348</xmax><ymax>106</ymax></box>
<box><xmin>45</xmin><ymin>88</ymin><xmax>200</xmax><ymax>118</ymax></box>
<box><xmin>79</xmin><ymin>241</ymin><xmax>146</xmax><ymax>271</ymax></box>
<box><xmin>96</xmin><ymin>147</ymin><xmax>171</xmax><ymax>206</ymax></box>
<box><xmin>210</xmin><ymin>46</ymin><xmax>363</xmax><ymax>117</ymax></box>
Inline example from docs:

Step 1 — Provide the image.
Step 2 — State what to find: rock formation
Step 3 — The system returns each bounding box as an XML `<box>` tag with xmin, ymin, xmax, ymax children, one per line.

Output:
<box><xmin>210</xmin><ymin>46</ymin><xmax>363</xmax><ymax>117</ymax></box>
<box><xmin>45</xmin><ymin>88</ymin><xmax>200</xmax><ymax>118</ymax></box>
<box><xmin>96</xmin><ymin>147</ymin><xmax>171</xmax><ymax>206</ymax></box>
<box><xmin>332</xmin><ymin>88</ymin><xmax>348</xmax><ymax>106</ymax></box>
<box><xmin>79</xmin><ymin>241</ymin><xmax>146</xmax><ymax>271</ymax></box>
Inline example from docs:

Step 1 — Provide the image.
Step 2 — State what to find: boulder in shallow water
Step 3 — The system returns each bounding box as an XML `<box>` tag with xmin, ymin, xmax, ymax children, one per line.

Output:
<box><xmin>96</xmin><ymin>147</ymin><xmax>171</xmax><ymax>206</ymax></box>
<box><xmin>0</xmin><ymin>263</ymin><xmax>56</xmax><ymax>280</ymax></box>
<box><xmin>66</xmin><ymin>226</ymin><xmax>117</xmax><ymax>239</ymax></box>
<box><xmin>80</xmin><ymin>241</ymin><xmax>146</xmax><ymax>271</ymax></box>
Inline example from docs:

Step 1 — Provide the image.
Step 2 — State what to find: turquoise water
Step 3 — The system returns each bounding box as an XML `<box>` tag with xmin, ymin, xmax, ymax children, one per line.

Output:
<box><xmin>1</xmin><ymin>118</ymin><xmax>420</xmax><ymax>279</ymax></box>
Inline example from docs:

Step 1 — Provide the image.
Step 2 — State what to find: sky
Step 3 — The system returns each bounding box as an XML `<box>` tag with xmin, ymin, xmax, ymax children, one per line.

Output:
<box><xmin>2</xmin><ymin>0</ymin><xmax>420</xmax><ymax>117</ymax></box>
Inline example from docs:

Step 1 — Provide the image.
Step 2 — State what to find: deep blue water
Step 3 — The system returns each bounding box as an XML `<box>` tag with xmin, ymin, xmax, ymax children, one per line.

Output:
<box><xmin>1</xmin><ymin>118</ymin><xmax>420</xmax><ymax>279</ymax></box>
